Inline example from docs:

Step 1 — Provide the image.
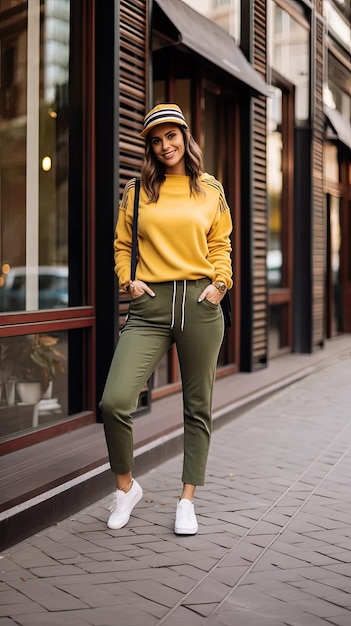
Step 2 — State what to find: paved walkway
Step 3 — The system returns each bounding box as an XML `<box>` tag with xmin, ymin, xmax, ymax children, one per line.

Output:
<box><xmin>1</xmin><ymin>351</ymin><xmax>351</xmax><ymax>626</ymax></box>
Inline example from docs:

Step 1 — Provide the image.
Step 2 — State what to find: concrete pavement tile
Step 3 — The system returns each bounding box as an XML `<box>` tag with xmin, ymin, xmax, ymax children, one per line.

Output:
<box><xmin>177</xmin><ymin>577</ymin><xmax>232</xmax><ymax>606</ymax></box>
<box><xmin>169</xmin><ymin>564</ymin><xmax>207</xmax><ymax>581</ymax></box>
<box><xmin>324</xmin><ymin>563</ymin><xmax>351</xmax><ymax>576</ymax></box>
<box><xmin>0</xmin><ymin>601</ymin><xmax>47</xmax><ymax>617</ymax></box>
<box><xmin>207</xmin><ymin>565</ymin><xmax>248</xmax><ymax>587</ymax></box>
<box><xmin>0</xmin><ymin>567</ymin><xmax>36</xmax><ymax>584</ymax></box>
<box><xmin>26</xmin><ymin>564</ymin><xmax>86</xmax><ymax>578</ymax></box>
<box><xmin>256</xmin><ymin>582</ymin><xmax>315</xmax><ymax>603</ymax></box>
<box><xmin>290</xmin><ymin>566</ymin><xmax>349</xmax><ymax>581</ymax></box>
<box><xmin>78</xmin><ymin>560</ymin><xmax>144</xmax><ymax>573</ymax></box>
<box><xmin>294</xmin><ymin>597</ymin><xmax>350</xmax><ymax>618</ymax></box>
<box><xmin>197</xmin><ymin>531</ymin><xmax>241</xmax><ymax>549</ymax></box>
<box><xmin>311</xmin><ymin>518</ymin><xmax>351</xmax><ymax>532</ymax></box>
<box><xmin>84</xmin><ymin>605</ymin><xmax>158</xmax><ymax>625</ymax></box>
<box><xmin>291</xmin><ymin>551</ymin><xmax>347</xmax><ymax>567</ymax></box>
<box><xmin>312</xmin><ymin>590</ymin><xmax>351</xmax><ymax>606</ymax></box>
<box><xmin>132</xmin><ymin>524</ymin><xmax>169</xmax><ymax>535</ymax></box>
<box><xmin>247</xmin><ymin>520</ymin><xmax>285</xmax><ymax>535</ymax></box>
<box><xmin>314</xmin><ymin>576</ymin><xmax>351</xmax><ymax>591</ymax></box>
<box><xmin>220</xmin><ymin>586</ymin><xmax>281</xmax><ymax>612</ymax></box>
<box><xmin>52</xmin><ymin>582</ymin><xmax>133</xmax><ymax>607</ymax></box>
<box><xmin>228</xmin><ymin>540</ymin><xmax>263</xmax><ymax>562</ymax></box>
<box><xmin>245</xmin><ymin>534</ymin><xmax>276</xmax><ymax>548</ymax></box>
<box><xmin>153</xmin><ymin>573</ymin><xmax>198</xmax><ymax>594</ymax></box>
<box><xmin>286</xmin><ymin>578</ymin><xmax>342</xmax><ymax>595</ymax></box>
<box><xmin>283</xmin><ymin>616</ymin><xmax>341</xmax><ymax>626</ymax></box>
<box><xmin>34</xmin><ymin>573</ymin><xmax>118</xmax><ymax>587</ymax></box>
<box><xmin>76</xmin><ymin>550</ymin><xmax>140</xmax><ymax>562</ymax></box>
<box><xmin>153</xmin><ymin>551</ymin><xmax>216</xmax><ymax>571</ymax></box>
<box><xmin>139</xmin><ymin>540</ymin><xmax>195</xmax><ymax>554</ymax></box>
<box><xmin>122</xmin><ymin>579</ymin><xmax>184</xmax><ymax>608</ymax></box>
<box><xmin>22</xmin><ymin>537</ymin><xmax>80</xmax><ymax>560</ymax></box>
<box><xmin>260</xmin><ymin>511</ymin><xmax>292</xmax><ymax>526</ymax></box>
<box><xmin>116</xmin><ymin>548</ymin><xmax>157</xmax><ymax>558</ymax></box>
<box><xmin>316</xmin><ymin>546</ymin><xmax>351</xmax><ymax>559</ymax></box>
<box><xmin>250</xmin><ymin>551</ymin><xmax>311</xmax><ymax>571</ymax></box>
<box><xmin>243</xmin><ymin>568</ymin><xmax>309</xmax><ymax>584</ymax></box>
<box><xmin>306</xmin><ymin>507</ymin><xmax>351</xmax><ymax>526</ymax></box>
<box><xmin>326</xmin><ymin>615</ymin><xmax>351</xmax><ymax>626</ymax></box>
<box><xmin>0</xmin><ymin>619</ymin><xmax>19</xmax><ymax>625</ymax></box>
<box><xmin>183</xmin><ymin>602</ymin><xmax>219</xmax><ymax>617</ymax></box>
<box><xmin>208</xmin><ymin>607</ymin><xmax>286</xmax><ymax>626</ymax></box>
<box><xmin>5</xmin><ymin>618</ymin><xmax>91</xmax><ymax>626</ymax></box>
<box><xmin>14</xmin><ymin>584</ymin><xmax>89</xmax><ymax>611</ymax></box>
<box><xmin>153</xmin><ymin>604</ymin><xmax>204</xmax><ymax>625</ymax></box>
<box><xmin>0</xmin><ymin>558</ymin><xmax>22</xmax><ymax>573</ymax></box>
<box><xmin>0</xmin><ymin>590</ymin><xmax>30</xmax><ymax>605</ymax></box>
<box><xmin>3</xmin><ymin>546</ymin><xmax>58</xmax><ymax>568</ymax></box>
<box><xmin>134</xmin><ymin>552</ymin><xmax>185</xmax><ymax>568</ymax></box>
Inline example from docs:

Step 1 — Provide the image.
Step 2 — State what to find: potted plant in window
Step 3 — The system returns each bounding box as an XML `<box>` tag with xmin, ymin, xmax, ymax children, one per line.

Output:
<box><xmin>2</xmin><ymin>334</ymin><xmax>66</xmax><ymax>405</ymax></box>
<box><xmin>0</xmin><ymin>342</ymin><xmax>17</xmax><ymax>405</ymax></box>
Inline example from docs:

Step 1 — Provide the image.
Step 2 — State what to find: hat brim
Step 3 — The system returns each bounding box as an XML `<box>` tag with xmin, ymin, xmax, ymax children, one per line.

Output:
<box><xmin>140</xmin><ymin>118</ymin><xmax>188</xmax><ymax>138</ymax></box>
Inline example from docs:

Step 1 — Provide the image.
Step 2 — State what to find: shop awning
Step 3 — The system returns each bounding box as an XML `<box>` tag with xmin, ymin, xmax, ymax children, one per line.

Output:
<box><xmin>325</xmin><ymin>105</ymin><xmax>351</xmax><ymax>150</ymax></box>
<box><xmin>154</xmin><ymin>0</ymin><xmax>271</xmax><ymax>97</ymax></box>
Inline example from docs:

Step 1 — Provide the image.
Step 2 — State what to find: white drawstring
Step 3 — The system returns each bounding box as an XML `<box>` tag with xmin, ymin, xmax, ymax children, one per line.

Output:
<box><xmin>170</xmin><ymin>281</ymin><xmax>176</xmax><ymax>329</ymax></box>
<box><xmin>181</xmin><ymin>280</ymin><xmax>187</xmax><ymax>331</ymax></box>
<box><xmin>170</xmin><ymin>280</ymin><xmax>187</xmax><ymax>330</ymax></box>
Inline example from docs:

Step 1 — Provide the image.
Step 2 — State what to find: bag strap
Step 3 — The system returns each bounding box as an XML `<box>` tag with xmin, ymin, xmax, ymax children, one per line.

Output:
<box><xmin>131</xmin><ymin>178</ymin><xmax>141</xmax><ymax>281</ymax></box>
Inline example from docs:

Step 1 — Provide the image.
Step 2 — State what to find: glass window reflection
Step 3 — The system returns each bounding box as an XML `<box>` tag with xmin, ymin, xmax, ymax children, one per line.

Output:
<box><xmin>0</xmin><ymin>0</ymin><xmax>70</xmax><ymax>313</ymax></box>
<box><xmin>0</xmin><ymin>330</ymin><xmax>68</xmax><ymax>439</ymax></box>
<box><xmin>272</xmin><ymin>5</ymin><xmax>310</xmax><ymax>122</ymax></box>
<box><xmin>182</xmin><ymin>0</ymin><xmax>241</xmax><ymax>43</ymax></box>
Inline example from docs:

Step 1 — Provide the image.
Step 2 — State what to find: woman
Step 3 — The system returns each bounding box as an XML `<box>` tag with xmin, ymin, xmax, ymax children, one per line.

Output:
<box><xmin>100</xmin><ymin>103</ymin><xmax>233</xmax><ymax>535</ymax></box>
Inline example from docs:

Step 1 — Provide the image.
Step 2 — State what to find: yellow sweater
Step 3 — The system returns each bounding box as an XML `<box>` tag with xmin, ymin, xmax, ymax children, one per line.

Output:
<box><xmin>114</xmin><ymin>174</ymin><xmax>233</xmax><ymax>290</ymax></box>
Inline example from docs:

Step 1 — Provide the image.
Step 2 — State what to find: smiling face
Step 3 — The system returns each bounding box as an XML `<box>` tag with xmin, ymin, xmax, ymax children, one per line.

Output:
<box><xmin>149</xmin><ymin>123</ymin><xmax>186</xmax><ymax>175</ymax></box>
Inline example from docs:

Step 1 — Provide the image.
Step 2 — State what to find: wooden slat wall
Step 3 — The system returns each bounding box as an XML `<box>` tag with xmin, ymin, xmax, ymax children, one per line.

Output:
<box><xmin>119</xmin><ymin>0</ymin><xmax>148</xmax><ymax>196</ymax></box>
<box><xmin>311</xmin><ymin>13</ymin><xmax>325</xmax><ymax>347</ymax></box>
<box><xmin>252</xmin><ymin>0</ymin><xmax>268</xmax><ymax>367</ymax></box>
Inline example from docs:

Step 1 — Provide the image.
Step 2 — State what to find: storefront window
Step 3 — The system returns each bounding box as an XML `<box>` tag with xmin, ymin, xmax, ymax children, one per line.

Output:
<box><xmin>0</xmin><ymin>0</ymin><xmax>71</xmax><ymax>312</ymax></box>
<box><xmin>270</xmin><ymin>3</ymin><xmax>310</xmax><ymax>122</ymax></box>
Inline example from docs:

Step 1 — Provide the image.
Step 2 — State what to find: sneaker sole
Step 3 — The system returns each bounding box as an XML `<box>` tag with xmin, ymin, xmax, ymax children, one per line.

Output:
<box><xmin>107</xmin><ymin>487</ymin><xmax>143</xmax><ymax>530</ymax></box>
<box><xmin>174</xmin><ymin>524</ymin><xmax>198</xmax><ymax>535</ymax></box>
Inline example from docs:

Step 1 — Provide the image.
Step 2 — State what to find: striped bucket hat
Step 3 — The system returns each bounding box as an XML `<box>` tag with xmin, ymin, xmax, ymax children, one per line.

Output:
<box><xmin>140</xmin><ymin>103</ymin><xmax>188</xmax><ymax>138</ymax></box>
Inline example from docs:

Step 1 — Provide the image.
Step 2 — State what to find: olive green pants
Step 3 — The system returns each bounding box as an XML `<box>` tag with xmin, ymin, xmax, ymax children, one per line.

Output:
<box><xmin>100</xmin><ymin>278</ymin><xmax>224</xmax><ymax>486</ymax></box>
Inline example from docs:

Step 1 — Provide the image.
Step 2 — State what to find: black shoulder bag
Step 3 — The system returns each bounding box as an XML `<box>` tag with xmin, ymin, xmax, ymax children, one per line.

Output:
<box><xmin>131</xmin><ymin>177</ymin><xmax>231</xmax><ymax>327</ymax></box>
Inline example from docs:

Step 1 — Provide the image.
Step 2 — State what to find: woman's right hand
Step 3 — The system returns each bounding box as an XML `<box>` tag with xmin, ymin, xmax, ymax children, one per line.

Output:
<box><xmin>129</xmin><ymin>280</ymin><xmax>155</xmax><ymax>299</ymax></box>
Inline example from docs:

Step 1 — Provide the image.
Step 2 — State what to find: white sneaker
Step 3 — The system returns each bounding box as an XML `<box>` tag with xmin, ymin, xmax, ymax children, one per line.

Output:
<box><xmin>174</xmin><ymin>498</ymin><xmax>198</xmax><ymax>535</ymax></box>
<box><xmin>107</xmin><ymin>479</ymin><xmax>143</xmax><ymax>529</ymax></box>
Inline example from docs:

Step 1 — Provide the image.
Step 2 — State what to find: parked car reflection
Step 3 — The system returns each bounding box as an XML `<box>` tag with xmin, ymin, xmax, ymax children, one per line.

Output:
<box><xmin>0</xmin><ymin>266</ymin><xmax>68</xmax><ymax>312</ymax></box>
<box><xmin>267</xmin><ymin>250</ymin><xmax>282</xmax><ymax>287</ymax></box>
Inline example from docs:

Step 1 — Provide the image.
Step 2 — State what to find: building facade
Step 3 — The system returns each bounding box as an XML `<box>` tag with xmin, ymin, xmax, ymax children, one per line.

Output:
<box><xmin>0</xmin><ymin>0</ymin><xmax>350</xmax><ymax>527</ymax></box>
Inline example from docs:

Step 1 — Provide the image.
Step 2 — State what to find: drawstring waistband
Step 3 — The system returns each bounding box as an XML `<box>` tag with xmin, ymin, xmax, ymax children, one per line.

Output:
<box><xmin>170</xmin><ymin>280</ymin><xmax>187</xmax><ymax>331</ymax></box>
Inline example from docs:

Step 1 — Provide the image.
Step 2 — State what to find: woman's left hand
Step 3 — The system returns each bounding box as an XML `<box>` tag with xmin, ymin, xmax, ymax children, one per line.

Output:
<box><xmin>198</xmin><ymin>284</ymin><xmax>225</xmax><ymax>305</ymax></box>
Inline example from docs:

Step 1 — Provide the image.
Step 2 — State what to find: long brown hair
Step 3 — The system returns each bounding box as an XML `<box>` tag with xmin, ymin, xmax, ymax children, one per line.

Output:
<box><xmin>141</xmin><ymin>127</ymin><xmax>204</xmax><ymax>203</ymax></box>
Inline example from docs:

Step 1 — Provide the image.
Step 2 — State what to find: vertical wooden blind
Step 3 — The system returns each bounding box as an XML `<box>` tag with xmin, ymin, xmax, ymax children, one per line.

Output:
<box><xmin>119</xmin><ymin>0</ymin><xmax>148</xmax><ymax>196</ymax></box>
<box><xmin>312</xmin><ymin>14</ymin><xmax>326</xmax><ymax>347</ymax></box>
<box><xmin>252</xmin><ymin>0</ymin><xmax>268</xmax><ymax>367</ymax></box>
